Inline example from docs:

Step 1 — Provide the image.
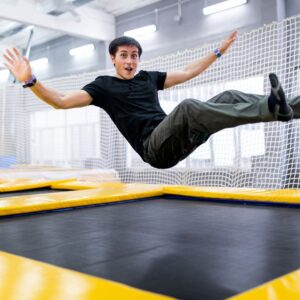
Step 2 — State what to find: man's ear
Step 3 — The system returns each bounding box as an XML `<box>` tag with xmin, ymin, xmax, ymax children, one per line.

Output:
<box><xmin>110</xmin><ymin>55</ymin><xmax>115</xmax><ymax>67</ymax></box>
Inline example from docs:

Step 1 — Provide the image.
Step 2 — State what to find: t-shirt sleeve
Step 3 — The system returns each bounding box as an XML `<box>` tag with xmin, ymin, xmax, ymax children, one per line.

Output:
<box><xmin>148</xmin><ymin>71</ymin><xmax>167</xmax><ymax>90</ymax></box>
<box><xmin>81</xmin><ymin>77</ymin><xmax>104</xmax><ymax>107</ymax></box>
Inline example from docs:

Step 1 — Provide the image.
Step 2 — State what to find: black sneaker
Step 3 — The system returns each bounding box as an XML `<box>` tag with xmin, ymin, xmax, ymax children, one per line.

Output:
<box><xmin>268</xmin><ymin>73</ymin><xmax>293</xmax><ymax>121</ymax></box>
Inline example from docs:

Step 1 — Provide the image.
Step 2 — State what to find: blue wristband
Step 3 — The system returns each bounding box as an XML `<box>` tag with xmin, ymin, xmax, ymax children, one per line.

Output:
<box><xmin>214</xmin><ymin>48</ymin><xmax>222</xmax><ymax>58</ymax></box>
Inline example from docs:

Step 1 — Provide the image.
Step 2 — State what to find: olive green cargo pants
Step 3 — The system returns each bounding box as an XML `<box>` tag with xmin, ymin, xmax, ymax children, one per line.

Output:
<box><xmin>143</xmin><ymin>90</ymin><xmax>299</xmax><ymax>169</ymax></box>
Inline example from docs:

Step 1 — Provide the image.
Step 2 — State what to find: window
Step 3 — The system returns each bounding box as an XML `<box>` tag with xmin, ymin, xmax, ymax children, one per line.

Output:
<box><xmin>30</xmin><ymin>106</ymin><xmax>100</xmax><ymax>167</ymax></box>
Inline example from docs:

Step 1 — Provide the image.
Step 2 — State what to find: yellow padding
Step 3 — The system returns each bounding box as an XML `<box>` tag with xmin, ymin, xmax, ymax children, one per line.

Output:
<box><xmin>0</xmin><ymin>251</ymin><xmax>174</xmax><ymax>300</ymax></box>
<box><xmin>163</xmin><ymin>186</ymin><xmax>300</xmax><ymax>204</ymax></box>
<box><xmin>228</xmin><ymin>269</ymin><xmax>300</xmax><ymax>300</ymax></box>
<box><xmin>51</xmin><ymin>180</ymin><xmax>124</xmax><ymax>190</ymax></box>
<box><xmin>0</xmin><ymin>178</ymin><xmax>75</xmax><ymax>192</ymax></box>
<box><xmin>0</xmin><ymin>183</ymin><xmax>163</xmax><ymax>216</ymax></box>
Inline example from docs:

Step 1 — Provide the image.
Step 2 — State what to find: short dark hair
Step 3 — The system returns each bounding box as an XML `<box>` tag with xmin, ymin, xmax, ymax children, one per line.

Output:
<box><xmin>109</xmin><ymin>36</ymin><xmax>143</xmax><ymax>57</ymax></box>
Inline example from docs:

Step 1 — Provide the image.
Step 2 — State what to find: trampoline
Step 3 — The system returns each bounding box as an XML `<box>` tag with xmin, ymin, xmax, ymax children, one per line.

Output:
<box><xmin>1</xmin><ymin>181</ymin><xmax>300</xmax><ymax>299</ymax></box>
<box><xmin>2</xmin><ymin>10</ymin><xmax>300</xmax><ymax>300</ymax></box>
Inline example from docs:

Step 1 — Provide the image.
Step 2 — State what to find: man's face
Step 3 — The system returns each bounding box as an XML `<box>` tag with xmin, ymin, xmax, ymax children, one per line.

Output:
<box><xmin>111</xmin><ymin>45</ymin><xmax>139</xmax><ymax>80</ymax></box>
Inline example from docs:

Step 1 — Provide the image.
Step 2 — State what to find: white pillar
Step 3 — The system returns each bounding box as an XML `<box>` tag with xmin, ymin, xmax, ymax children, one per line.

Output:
<box><xmin>276</xmin><ymin>0</ymin><xmax>286</xmax><ymax>21</ymax></box>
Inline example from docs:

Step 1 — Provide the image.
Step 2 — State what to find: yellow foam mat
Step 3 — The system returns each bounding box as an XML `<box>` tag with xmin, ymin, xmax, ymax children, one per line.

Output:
<box><xmin>163</xmin><ymin>186</ymin><xmax>300</xmax><ymax>204</ymax></box>
<box><xmin>228</xmin><ymin>269</ymin><xmax>300</xmax><ymax>300</ymax></box>
<box><xmin>51</xmin><ymin>180</ymin><xmax>124</xmax><ymax>190</ymax></box>
<box><xmin>0</xmin><ymin>183</ymin><xmax>163</xmax><ymax>216</ymax></box>
<box><xmin>0</xmin><ymin>251</ymin><xmax>174</xmax><ymax>300</ymax></box>
<box><xmin>0</xmin><ymin>178</ymin><xmax>75</xmax><ymax>192</ymax></box>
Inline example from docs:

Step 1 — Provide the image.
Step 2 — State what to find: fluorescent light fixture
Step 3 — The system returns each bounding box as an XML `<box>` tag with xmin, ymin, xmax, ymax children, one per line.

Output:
<box><xmin>0</xmin><ymin>69</ymin><xmax>9</xmax><ymax>82</ymax></box>
<box><xmin>69</xmin><ymin>44</ymin><xmax>95</xmax><ymax>57</ymax></box>
<box><xmin>31</xmin><ymin>57</ymin><xmax>49</xmax><ymax>69</ymax></box>
<box><xmin>203</xmin><ymin>0</ymin><xmax>247</xmax><ymax>15</ymax></box>
<box><xmin>124</xmin><ymin>24</ymin><xmax>157</xmax><ymax>38</ymax></box>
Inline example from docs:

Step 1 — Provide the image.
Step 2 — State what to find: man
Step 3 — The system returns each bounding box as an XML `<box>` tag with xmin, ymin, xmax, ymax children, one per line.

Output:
<box><xmin>2</xmin><ymin>32</ymin><xmax>294</xmax><ymax>169</ymax></box>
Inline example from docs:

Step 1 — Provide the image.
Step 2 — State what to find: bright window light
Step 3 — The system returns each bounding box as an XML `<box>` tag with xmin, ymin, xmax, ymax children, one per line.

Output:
<box><xmin>124</xmin><ymin>24</ymin><xmax>157</xmax><ymax>38</ymax></box>
<box><xmin>69</xmin><ymin>44</ymin><xmax>95</xmax><ymax>57</ymax></box>
<box><xmin>31</xmin><ymin>57</ymin><xmax>49</xmax><ymax>69</ymax></box>
<box><xmin>0</xmin><ymin>69</ymin><xmax>9</xmax><ymax>82</ymax></box>
<box><xmin>203</xmin><ymin>0</ymin><xmax>247</xmax><ymax>15</ymax></box>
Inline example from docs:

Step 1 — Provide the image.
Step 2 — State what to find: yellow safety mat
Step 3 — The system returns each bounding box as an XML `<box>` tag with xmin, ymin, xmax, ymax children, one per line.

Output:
<box><xmin>51</xmin><ymin>180</ymin><xmax>124</xmax><ymax>190</ymax></box>
<box><xmin>0</xmin><ymin>183</ymin><xmax>163</xmax><ymax>216</ymax></box>
<box><xmin>2</xmin><ymin>179</ymin><xmax>300</xmax><ymax>217</ymax></box>
<box><xmin>228</xmin><ymin>269</ymin><xmax>300</xmax><ymax>300</ymax></box>
<box><xmin>0</xmin><ymin>251</ymin><xmax>174</xmax><ymax>300</ymax></box>
<box><xmin>163</xmin><ymin>186</ymin><xmax>300</xmax><ymax>204</ymax></box>
<box><xmin>0</xmin><ymin>178</ymin><xmax>75</xmax><ymax>192</ymax></box>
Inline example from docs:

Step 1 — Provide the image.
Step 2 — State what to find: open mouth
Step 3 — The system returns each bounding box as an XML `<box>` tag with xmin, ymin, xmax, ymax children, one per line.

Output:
<box><xmin>125</xmin><ymin>67</ymin><xmax>133</xmax><ymax>72</ymax></box>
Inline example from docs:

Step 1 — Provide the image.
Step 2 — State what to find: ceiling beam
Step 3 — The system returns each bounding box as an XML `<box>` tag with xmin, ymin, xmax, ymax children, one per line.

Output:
<box><xmin>0</xmin><ymin>2</ymin><xmax>115</xmax><ymax>41</ymax></box>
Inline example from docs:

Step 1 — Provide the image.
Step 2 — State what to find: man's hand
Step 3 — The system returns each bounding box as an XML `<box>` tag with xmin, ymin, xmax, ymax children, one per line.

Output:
<box><xmin>219</xmin><ymin>31</ymin><xmax>237</xmax><ymax>55</ymax></box>
<box><xmin>2</xmin><ymin>48</ymin><xmax>32</xmax><ymax>82</ymax></box>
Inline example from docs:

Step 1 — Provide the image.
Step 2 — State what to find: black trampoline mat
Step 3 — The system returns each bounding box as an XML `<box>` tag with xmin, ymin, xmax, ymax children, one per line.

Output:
<box><xmin>1</xmin><ymin>196</ymin><xmax>300</xmax><ymax>300</ymax></box>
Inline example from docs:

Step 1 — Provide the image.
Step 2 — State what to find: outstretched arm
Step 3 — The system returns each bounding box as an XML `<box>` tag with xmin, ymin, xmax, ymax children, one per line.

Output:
<box><xmin>163</xmin><ymin>31</ymin><xmax>237</xmax><ymax>89</ymax></box>
<box><xmin>2</xmin><ymin>48</ymin><xmax>92</xmax><ymax>109</ymax></box>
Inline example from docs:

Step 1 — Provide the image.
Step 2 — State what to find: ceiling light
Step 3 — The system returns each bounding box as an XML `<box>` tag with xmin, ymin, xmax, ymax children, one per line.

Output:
<box><xmin>203</xmin><ymin>0</ymin><xmax>247</xmax><ymax>15</ymax></box>
<box><xmin>27</xmin><ymin>25</ymin><xmax>35</xmax><ymax>31</ymax></box>
<box><xmin>31</xmin><ymin>57</ymin><xmax>49</xmax><ymax>69</ymax></box>
<box><xmin>124</xmin><ymin>25</ymin><xmax>157</xmax><ymax>38</ymax></box>
<box><xmin>69</xmin><ymin>44</ymin><xmax>95</xmax><ymax>57</ymax></box>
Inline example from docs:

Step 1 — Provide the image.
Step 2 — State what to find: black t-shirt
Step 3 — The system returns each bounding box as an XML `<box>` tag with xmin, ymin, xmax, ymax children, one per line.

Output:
<box><xmin>82</xmin><ymin>70</ymin><xmax>167</xmax><ymax>157</ymax></box>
